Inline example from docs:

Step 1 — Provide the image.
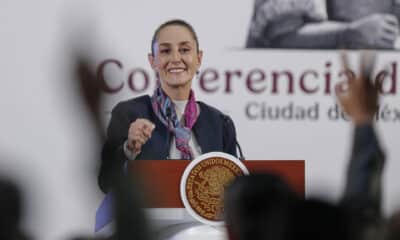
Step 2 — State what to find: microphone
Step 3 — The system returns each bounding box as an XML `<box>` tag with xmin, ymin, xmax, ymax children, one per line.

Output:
<box><xmin>223</xmin><ymin>114</ymin><xmax>245</xmax><ymax>161</ymax></box>
<box><xmin>165</xmin><ymin>106</ymin><xmax>173</xmax><ymax>159</ymax></box>
<box><xmin>236</xmin><ymin>138</ymin><xmax>245</xmax><ymax>161</ymax></box>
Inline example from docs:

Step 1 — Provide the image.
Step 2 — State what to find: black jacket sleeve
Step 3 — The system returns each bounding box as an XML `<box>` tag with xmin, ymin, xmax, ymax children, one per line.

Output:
<box><xmin>98</xmin><ymin>102</ymin><xmax>132</xmax><ymax>193</ymax></box>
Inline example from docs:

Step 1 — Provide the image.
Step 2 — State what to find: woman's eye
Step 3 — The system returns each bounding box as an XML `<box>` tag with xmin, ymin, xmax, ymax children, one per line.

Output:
<box><xmin>160</xmin><ymin>49</ymin><xmax>170</xmax><ymax>54</ymax></box>
<box><xmin>180</xmin><ymin>48</ymin><xmax>190</xmax><ymax>53</ymax></box>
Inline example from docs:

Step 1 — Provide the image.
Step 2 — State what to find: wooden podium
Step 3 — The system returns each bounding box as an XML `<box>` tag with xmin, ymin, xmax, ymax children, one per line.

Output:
<box><xmin>129</xmin><ymin>160</ymin><xmax>305</xmax><ymax>208</ymax></box>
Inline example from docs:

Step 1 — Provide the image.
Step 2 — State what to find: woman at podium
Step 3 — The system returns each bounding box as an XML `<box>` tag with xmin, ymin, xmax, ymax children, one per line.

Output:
<box><xmin>98</xmin><ymin>19</ymin><xmax>238</xmax><ymax>193</ymax></box>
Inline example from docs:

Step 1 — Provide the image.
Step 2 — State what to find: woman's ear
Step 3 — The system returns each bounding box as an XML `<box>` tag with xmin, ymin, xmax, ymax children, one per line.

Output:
<box><xmin>197</xmin><ymin>50</ymin><xmax>203</xmax><ymax>68</ymax></box>
<box><xmin>148</xmin><ymin>53</ymin><xmax>156</xmax><ymax>70</ymax></box>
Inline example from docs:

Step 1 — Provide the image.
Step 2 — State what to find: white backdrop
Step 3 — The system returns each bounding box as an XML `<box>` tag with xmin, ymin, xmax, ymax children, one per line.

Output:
<box><xmin>1</xmin><ymin>1</ymin><xmax>399</xmax><ymax>240</ymax></box>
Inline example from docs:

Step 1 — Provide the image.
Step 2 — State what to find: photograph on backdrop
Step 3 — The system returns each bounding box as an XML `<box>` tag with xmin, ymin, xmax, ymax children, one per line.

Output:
<box><xmin>246</xmin><ymin>0</ymin><xmax>400</xmax><ymax>49</ymax></box>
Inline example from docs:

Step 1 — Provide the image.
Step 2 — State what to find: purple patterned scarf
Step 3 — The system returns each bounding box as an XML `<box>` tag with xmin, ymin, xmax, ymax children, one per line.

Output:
<box><xmin>151</xmin><ymin>87</ymin><xmax>198</xmax><ymax>159</ymax></box>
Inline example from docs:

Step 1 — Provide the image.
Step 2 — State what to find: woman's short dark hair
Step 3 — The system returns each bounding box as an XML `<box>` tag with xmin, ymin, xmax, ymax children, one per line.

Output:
<box><xmin>150</xmin><ymin>19</ymin><xmax>200</xmax><ymax>56</ymax></box>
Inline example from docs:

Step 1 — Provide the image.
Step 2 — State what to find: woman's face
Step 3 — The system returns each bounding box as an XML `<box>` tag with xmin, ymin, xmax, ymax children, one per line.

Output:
<box><xmin>149</xmin><ymin>25</ymin><xmax>202</xmax><ymax>93</ymax></box>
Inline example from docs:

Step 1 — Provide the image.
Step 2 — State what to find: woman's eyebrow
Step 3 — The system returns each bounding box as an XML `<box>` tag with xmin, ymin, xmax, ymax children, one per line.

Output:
<box><xmin>179</xmin><ymin>41</ymin><xmax>191</xmax><ymax>45</ymax></box>
<box><xmin>158</xmin><ymin>42</ymin><xmax>171</xmax><ymax>47</ymax></box>
<box><xmin>158</xmin><ymin>41</ymin><xmax>192</xmax><ymax>46</ymax></box>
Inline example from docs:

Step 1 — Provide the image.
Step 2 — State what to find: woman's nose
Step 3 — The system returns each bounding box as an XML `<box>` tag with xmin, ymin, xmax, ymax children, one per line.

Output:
<box><xmin>170</xmin><ymin>50</ymin><xmax>181</xmax><ymax>62</ymax></box>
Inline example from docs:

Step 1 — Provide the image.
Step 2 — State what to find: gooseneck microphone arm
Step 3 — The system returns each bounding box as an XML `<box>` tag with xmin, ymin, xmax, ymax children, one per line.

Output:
<box><xmin>236</xmin><ymin>138</ymin><xmax>245</xmax><ymax>161</ymax></box>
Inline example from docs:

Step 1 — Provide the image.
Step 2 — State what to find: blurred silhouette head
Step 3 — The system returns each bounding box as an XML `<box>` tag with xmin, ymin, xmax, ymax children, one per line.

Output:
<box><xmin>224</xmin><ymin>173</ymin><xmax>298</xmax><ymax>240</ymax></box>
<box><xmin>288</xmin><ymin>198</ymin><xmax>353</xmax><ymax>240</ymax></box>
<box><xmin>0</xmin><ymin>177</ymin><xmax>24</xmax><ymax>240</ymax></box>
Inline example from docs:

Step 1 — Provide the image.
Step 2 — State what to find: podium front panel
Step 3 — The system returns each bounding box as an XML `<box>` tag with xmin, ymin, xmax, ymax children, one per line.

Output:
<box><xmin>129</xmin><ymin>160</ymin><xmax>305</xmax><ymax>208</ymax></box>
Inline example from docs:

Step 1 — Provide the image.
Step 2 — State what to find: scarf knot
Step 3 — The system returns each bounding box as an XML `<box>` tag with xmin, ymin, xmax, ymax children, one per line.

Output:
<box><xmin>151</xmin><ymin>87</ymin><xmax>198</xmax><ymax>159</ymax></box>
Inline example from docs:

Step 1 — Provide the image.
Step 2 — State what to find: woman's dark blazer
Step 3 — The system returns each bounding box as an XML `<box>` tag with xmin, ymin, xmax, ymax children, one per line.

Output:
<box><xmin>98</xmin><ymin>95</ymin><xmax>238</xmax><ymax>193</ymax></box>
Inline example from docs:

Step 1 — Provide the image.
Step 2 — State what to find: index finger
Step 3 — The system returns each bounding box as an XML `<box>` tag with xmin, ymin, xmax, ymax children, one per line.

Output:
<box><xmin>340</xmin><ymin>50</ymin><xmax>350</xmax><ymax>73</ymax></box>
<box><xmin>359</xmin><ymin>50</ymin><xmax>377</xmax><ymax>81</ymax></box>
<box><xmin>136</xmin><ymin>118</ymin><xmax>155</xmax><ymax>134</ymax></box>
<box><xmin>340</xmin><ymin>50</ymin><xmax>355</xmax><ymax>84</ymax></box>
<box><xmin>143</xmin><ymin>119</ymin><xmax>155</xmax><ymax>130</ymax></box>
